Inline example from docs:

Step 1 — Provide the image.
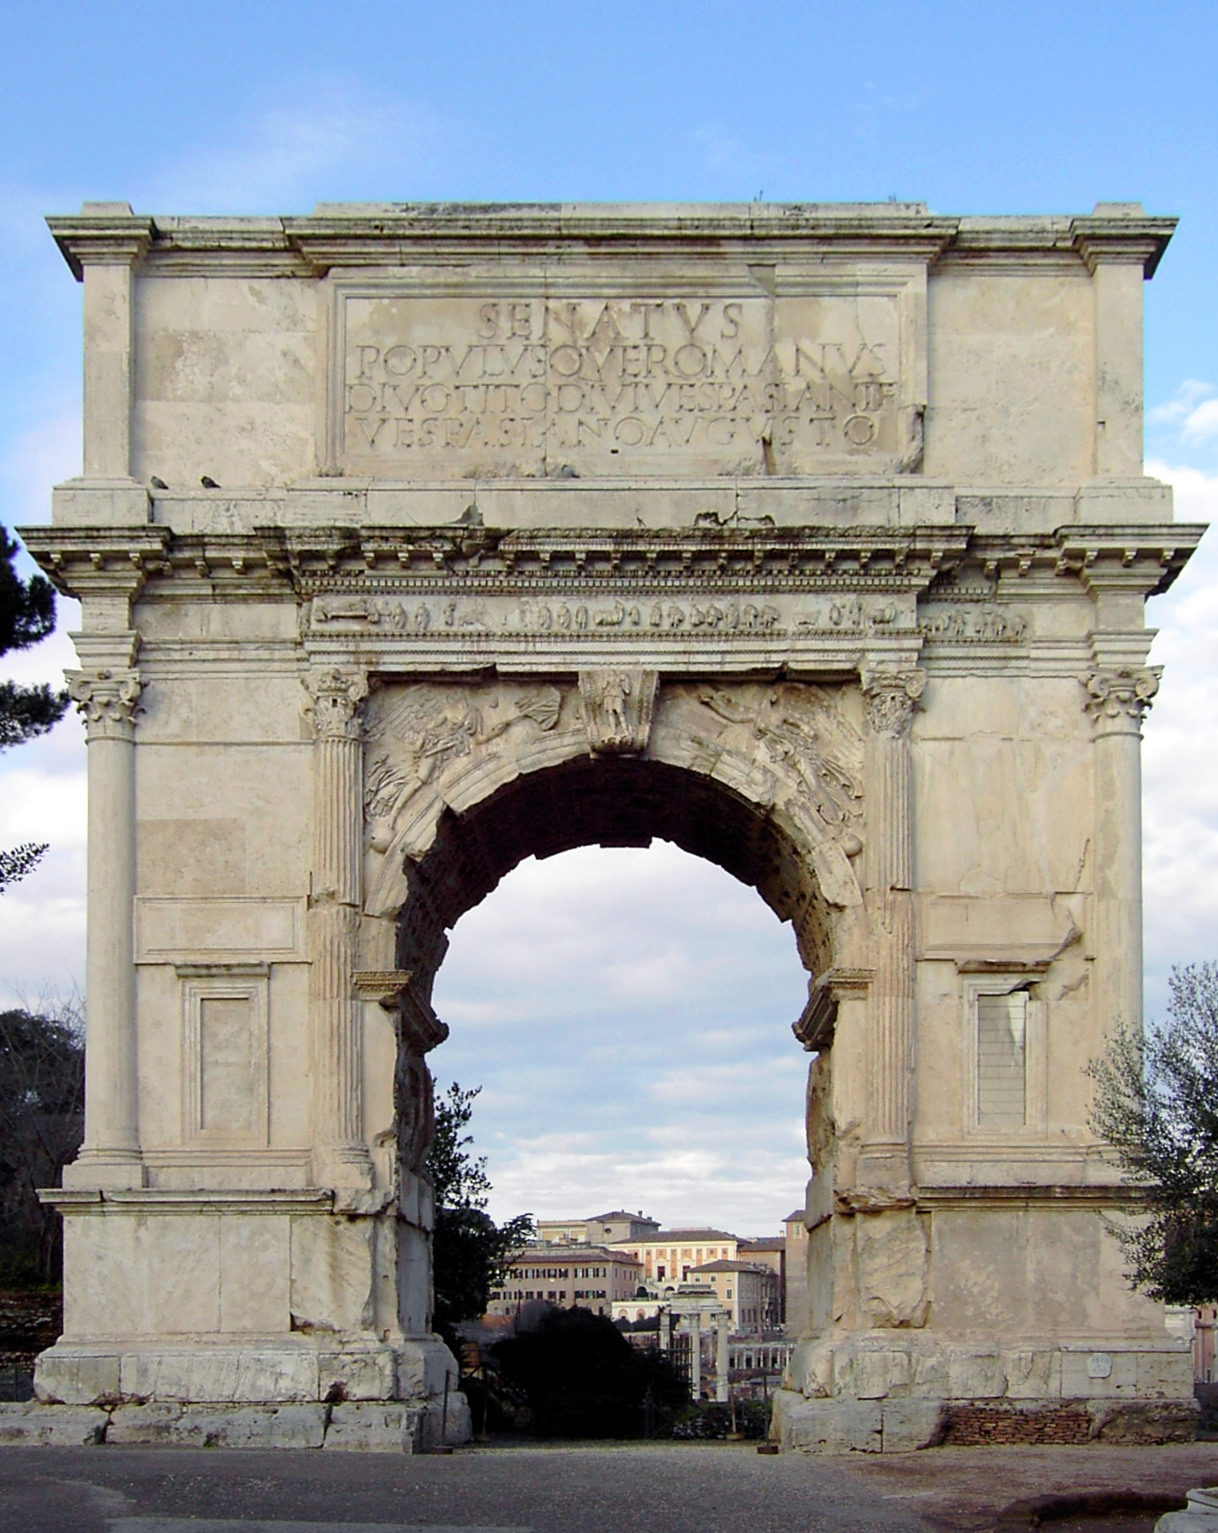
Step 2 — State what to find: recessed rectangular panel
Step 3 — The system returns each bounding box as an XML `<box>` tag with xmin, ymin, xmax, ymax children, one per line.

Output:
<box><xmin>137</xmin><ymin>898</ymin><xmax>305</xmax><ymax>962</ymax></box>
<box><xmin>199</xmin><ymin>997</ymin><xmax>256</xmax><ymax>1134</ymax></box>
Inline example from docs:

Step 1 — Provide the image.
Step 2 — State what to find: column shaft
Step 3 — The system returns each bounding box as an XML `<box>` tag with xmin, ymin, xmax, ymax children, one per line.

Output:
<box><xmin>1087</xmin><ymin>668</ymin><xmax>1157</xmax><ymax>1033</ymax></box>
<box><xmin>860</xmin><ymin>668</ymin><xmax>925</xmax><ymax>1188</ymax></box>
<box><xmin>65</xmin><ymin>669</ymin><xmax>143</xmax><ymax>1188</ymax></box>
<box><xmin>305</xmin><ymin>669</ymin><xmax>371</xmax><ymax>1187</ymax></box>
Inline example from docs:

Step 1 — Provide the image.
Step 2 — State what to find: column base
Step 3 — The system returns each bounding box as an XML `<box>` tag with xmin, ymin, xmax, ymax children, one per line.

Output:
<box><xmin>62</xmin><ymin>1152</ymin><xmax>145</xmax><ymax>1190</ymax></box>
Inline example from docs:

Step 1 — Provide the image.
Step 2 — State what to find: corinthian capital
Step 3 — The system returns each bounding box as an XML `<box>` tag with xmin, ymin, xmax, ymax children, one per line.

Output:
<box><xmin>861</xmin><ymin>667</ymin><xmax>926</xmax><ymax>738</ymax></box>
<box><xmin>302</xmin><ymin>667</ymin><xmax>369</xmax><ymax>741</ymax></box>
<box><xmin>66</xmin><ymin>668</ymin><xmax>143</xmax><ymax>740</ymax></box>
<box><xmin>1084</xmin><ymin>666</ymin><xmax>1161</xmax><ymax>732</ymax></box>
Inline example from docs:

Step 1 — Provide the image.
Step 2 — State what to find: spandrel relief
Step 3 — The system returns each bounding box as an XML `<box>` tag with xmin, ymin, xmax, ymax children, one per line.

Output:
<box><xmin>364</xmin><ymin>681</ymin><xmax>567</xmax><ymax>854</ymax></box>
<box><xmin>656</xmin><ymin>681</ymin><xmax>865</xmax><ymax>907</ymax></box>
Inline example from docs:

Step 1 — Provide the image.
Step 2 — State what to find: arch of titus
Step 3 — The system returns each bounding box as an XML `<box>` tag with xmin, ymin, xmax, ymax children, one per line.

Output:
<box><xmin>20</xmin><ymin>201</ymin><xmax>1205</xmax><ymax>1451</ymax></box>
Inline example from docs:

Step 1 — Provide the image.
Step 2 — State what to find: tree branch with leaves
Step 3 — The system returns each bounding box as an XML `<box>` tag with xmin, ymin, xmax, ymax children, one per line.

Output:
<box><xmin>1089</xmin><ymin>962</ymin><xmax>1218</xmax><ymax>1304</ymax></box>
<box><xmin>425</xmin><ymin>1082</ymin><xmax>533</xmax><ymax>1354</ymax></box>
<box><xmin>0</xmin><ymin>526</ymin><xmax>69</xmax><ymax>893</ymax></box>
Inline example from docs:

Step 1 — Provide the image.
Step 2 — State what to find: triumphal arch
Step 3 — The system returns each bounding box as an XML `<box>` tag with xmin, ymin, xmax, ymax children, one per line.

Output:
<box><xmin>22</xmin><ymin>201</ymin><xmax>1204</xmax><ymax>1450</ymax></box>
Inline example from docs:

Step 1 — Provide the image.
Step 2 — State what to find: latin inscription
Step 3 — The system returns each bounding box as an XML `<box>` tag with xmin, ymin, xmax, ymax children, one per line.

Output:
<box><xmin>339</xmin><ymin>295</ymin><xmax>902</xmax><ymax>474</ymax></box>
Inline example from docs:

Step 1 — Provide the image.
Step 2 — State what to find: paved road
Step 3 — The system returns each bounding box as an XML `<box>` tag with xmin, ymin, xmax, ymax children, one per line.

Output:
<box><xmin>0</xmin><ymin>1442</ymin><xmax>932</xmax><ymax>1533</ymax></box>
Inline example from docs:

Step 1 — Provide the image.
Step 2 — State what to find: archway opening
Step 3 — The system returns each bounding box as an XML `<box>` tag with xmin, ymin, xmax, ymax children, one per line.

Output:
<box><xmin>395</xmin><ymin>753</ymin><xmax>837</xmax><ymax>1015</ymax></box>
<box><xmin>430</xmin><ymin>839</ymin><xmax>811</xmax><ymax>1233</ymax></box>
<box><xmin>388</xmin><ymin>750</ymin><xmax>840</xmax><ymax>1408</ymax></box>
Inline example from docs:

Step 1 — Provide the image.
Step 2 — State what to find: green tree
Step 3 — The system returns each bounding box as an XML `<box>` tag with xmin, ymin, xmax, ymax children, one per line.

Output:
<box><xmin>1089</xmin><ymin>962</ymin><xmax>1218</xmax><ymax>1303</ymax></box>
<box><xmin>426</xmin><ymin>1083</ymin><xmax>533</xmax><ymax>1353</ymax></box>
<box><xmin>490</xmin><ymin>1307</ymin><xmax>690</xmax><ymax>1438</ymax></box>
<box><xmin>0</xmin><ymin>1000</ymin><xmax>84</xmax><ymax>1284</ymax></box>
<box><xmin>0</xmin><ymin>526</ymin><xmax>69</xmax><ymax>892</ymax></box>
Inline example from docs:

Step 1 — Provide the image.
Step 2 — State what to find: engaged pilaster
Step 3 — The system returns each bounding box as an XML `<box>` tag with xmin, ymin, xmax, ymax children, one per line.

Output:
<box><xmin>304</xmin><ymin>666</ymin><xmax>373</xmax><ymax>1189</ymax></box>
<box><xmin>858</xmin><ymin>665</ymin><xmax>925</xmax><ymax>1196</ymax></box>
<box><xmin>64</xmin><ymin>667</ymin><xmax>144</xmax><ymax>1187</ymax></box>
<box><xmin>1085</xmin><ymin>666</ymin><xmax>1159</xmax><ymax>1039</ymax></box>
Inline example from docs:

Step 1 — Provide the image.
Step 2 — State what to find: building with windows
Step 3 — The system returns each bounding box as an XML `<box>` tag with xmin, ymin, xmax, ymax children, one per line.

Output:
<box><xmin>738</xmin><ymin>1236</ymin><xmax>786</xmax><ymax>1324</ymax></box>
<box><xmin>486</xmin><ymin>1245</ymin><xmax>643</xmax><ymax>1319</ymax></box>
<box><xmin>607</xmin><ymin>1227</ymin><xmax>740</xmax><ymax>1283</ymax></box>
<box><xmin>534</xmin><ymin>1210</ymin><xmax>659</xmax><ymax>1246</ymax></box>
<box><xmin>689</xmin><ymin>1259</ymin><xmax>780</xmax><ymax>1331</ymax></box>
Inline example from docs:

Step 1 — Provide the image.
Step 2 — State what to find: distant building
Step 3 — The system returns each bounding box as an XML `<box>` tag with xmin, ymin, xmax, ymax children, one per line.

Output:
<box><xmin>523</xmin><ymin>1205</ymin><xmax>807</xmax><ymax>1333</ymax></box>
<box><xmin>738</xmin><ymin>1236</ymin><xmax>786</xmax><ymax>1324</ymax></box>
<box><xmin>607</xmin><ymin>1227</ymin><xmax>740</xmax><ymax>1283</ymax></box>
<box><xmin>534</xmin><ymin>1210</ymin><xmax>660</xmax><ymax>1246</ymax></box>
<box><xmin>486</xmin><ymin>1245</ymin><xmax>643</xmax><ymax>1319</ymax></box>
<box><xmin>1165</xmin><ymin>1304</ymin><xmax>1218</xmax><ymax>1383</ymax></box>
<box><xmin>783</xmin><ymin>1208</ymin><xmax>810</xmax><ymax>1338</ymax></box>
<box><xmin>689</xmin><ymin>1259</ymin><xmax>780</xmax><ymax>1332</ymax></box>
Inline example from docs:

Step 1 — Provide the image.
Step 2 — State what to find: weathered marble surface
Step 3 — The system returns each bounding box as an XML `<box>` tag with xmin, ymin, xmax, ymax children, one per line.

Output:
<box><xmin>20</xmin><ymin>200</ymin><xmax>1207</xmax><ymax>1449</ymax></box>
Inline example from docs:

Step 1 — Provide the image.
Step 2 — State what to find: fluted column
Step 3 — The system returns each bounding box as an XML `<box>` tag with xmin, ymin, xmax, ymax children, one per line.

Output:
<box><xmin>64</xmin><ymin>667</ymin><xmax>144</xmax><ymax>1188</ymax></box>
<box><xmin>859</xmin><ymin>666</ymin><xmax>925</xmax><ymax>1195</ymax></box>
<box><xmin>1086</xmin><ymin>666</ymin><xmax>1158</xmax><ymax>1037</ymax></box>
<box><xmin>304</xmin><ymin>666</ymin><xmax>372</xmax><ymax>1189</ymax></box>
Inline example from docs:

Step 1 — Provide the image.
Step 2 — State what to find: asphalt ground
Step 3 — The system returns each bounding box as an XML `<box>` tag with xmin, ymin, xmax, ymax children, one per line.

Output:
<box><xmin>0</xmin><ymin>1440</ymin><xmax>1216</xmax><ymax>1533</ymax></box>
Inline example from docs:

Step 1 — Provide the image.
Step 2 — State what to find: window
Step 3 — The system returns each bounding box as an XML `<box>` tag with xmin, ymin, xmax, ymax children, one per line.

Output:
<box><xmin>963</xmin><ymin>975</ymin><xmax>1047</xmax><ymax>1134</ymax></box>
<box><xmin>977</xmin><ymin>991</ymin><xmax>1027</xmax><ymax>1127</ymax></box>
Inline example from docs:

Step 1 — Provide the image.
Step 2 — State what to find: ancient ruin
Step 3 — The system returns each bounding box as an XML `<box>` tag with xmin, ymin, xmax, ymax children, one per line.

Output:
<box><xmin>19</xmin><ymin>200</ymin><xmax>1205</xmax><ymax>1449</ymax></box>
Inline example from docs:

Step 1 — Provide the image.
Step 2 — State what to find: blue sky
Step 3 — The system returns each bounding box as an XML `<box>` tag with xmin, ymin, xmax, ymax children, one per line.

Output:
<box><xmin>1</xmin><ymin>1</ymin><xmax>1216</xmax><ymax>1230</ymax></box>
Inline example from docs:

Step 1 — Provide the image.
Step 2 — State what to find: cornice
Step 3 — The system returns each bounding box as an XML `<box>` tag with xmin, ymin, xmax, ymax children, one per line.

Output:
<box><xmin>46</xmin><ymin>206</ymin><xmax>156</xmax><ymax>279</ymax></box>
<box><xmin>1054</xmin><ymin>524</ymin><xmax>1205</xmax><ymax>597</ymax></box>
<box><xmin>22</xmin><ymin>523</ymin><xmax>1202</xmax><ymax>607</ymax></box>
<box><xmin>43</xmin><ymin>202</ymin><xmax>1177</xmax><ymax>281</ymax></box>
<box><xmin>259</xmin><ymin>523</ymin><xmax>970</xmax><ymax>595</ymax></box>
<box><xmin>18</xmin><ymin>525</ymin><xmax>172</xmax><ymax>600</ymax></box>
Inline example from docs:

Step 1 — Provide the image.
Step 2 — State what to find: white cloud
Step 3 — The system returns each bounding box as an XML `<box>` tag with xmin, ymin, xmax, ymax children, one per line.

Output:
<box><xmin>432</xmin><ymin>842</ymin><xmax>811</xmax><ymax>1234</ymax></box>
<box><xmin>1183</xmin><ymin>400</ymin><xmax>1218</xmax><ymax>443</ymax></box>
<box><xmin>1143</xmin><ymin>460</ymin><xmax>1218</xmax><ymax>1017</ymax></box>
<box><xmin>1</xmin><ymin>411</ymin><xmax>81</xmax><ymax>529</ymax></box>
<box><xmin>0</xmin><ymin>749</ymin><xmax>87</xmax><ymax>1009</ymax></box>
<box><xmin>143</xmin><ymin>78</ymin><xmax>441</xmax><ymax>214</ymax></box>
<box><xmin>1147</xmin><ymin>379</ymin><xmax>1213</xmax><ymax>426</ymax></box>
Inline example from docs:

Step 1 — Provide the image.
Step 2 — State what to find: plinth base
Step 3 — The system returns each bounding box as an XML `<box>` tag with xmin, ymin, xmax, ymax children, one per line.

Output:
<box><xmin>772</xmin><ymin>1389</ymin><xmax>1198</xmax><ymax>1452</ymax></box>
<box><xmin>31</xmin><ymin>1335</ymin><xmax>470</xmax><ymax>1448</ymax></box>
<box><xmin>0</xmin><ymin>1397</ymin><xmax>471</xmax><ymax>1451</ymax></box>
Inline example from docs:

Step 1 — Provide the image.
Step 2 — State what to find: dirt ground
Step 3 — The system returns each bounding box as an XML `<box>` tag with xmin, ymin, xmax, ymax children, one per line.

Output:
<box><xmin>836</xmin><ymin>1440</ymin><xmax>1218</xmax><ymax>1530</ymax></box>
